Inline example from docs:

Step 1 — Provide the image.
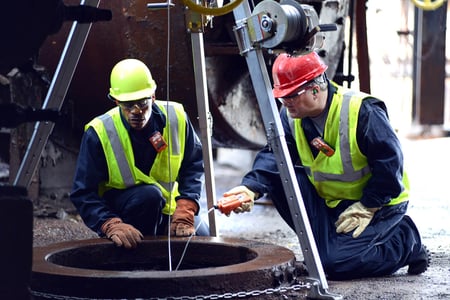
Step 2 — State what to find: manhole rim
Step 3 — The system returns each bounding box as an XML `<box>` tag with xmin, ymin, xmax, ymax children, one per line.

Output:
<box><xmin>32</xmin><ymin>236</ymin><xmax>295</xmax><ymax>278</ymax></box>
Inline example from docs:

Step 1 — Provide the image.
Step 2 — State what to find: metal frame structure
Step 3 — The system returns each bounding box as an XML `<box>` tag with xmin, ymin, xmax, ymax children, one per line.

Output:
<box><xmin>231</xmin><ymin>1</ymin><xmax>341</xmax><ymax>299</ymax></box>
<box><xmin>13</xmin><ymin>0</ymin><xmax>101</xmax><ymax>188</ymax></box>
<box><xmin>13</xmin><ymin>0</ymin><xmax>341</xmax><ymax>297</ymax></box>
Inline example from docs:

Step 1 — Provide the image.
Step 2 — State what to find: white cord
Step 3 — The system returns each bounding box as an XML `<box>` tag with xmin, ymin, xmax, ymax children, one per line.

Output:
<box><xmin>174</xmin><ymin>207</ymin><xmax>215</xmax><ymax>271</ymax></box>
<box><xmin>164</xmin><ymin>3</ymin><xmax>173</xmax><ymax>272</ymax></box>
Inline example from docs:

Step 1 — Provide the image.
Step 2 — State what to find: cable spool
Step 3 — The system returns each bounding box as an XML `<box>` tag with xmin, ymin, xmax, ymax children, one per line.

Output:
<box><xmin>252</xmin><ymin>0</ymin><xmax>307</xmax><ymax>49</ymax></box>
<box><xmin>281</xmin><ymin>4</ymin><xmax>306</xmax><ymax>43</ymax></box>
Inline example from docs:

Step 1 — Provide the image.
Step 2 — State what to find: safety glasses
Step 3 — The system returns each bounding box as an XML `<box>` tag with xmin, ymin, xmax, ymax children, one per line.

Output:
<box><xmin>117</xmin><ymin>98</ymin><xmax>150</xmax><ymax>111</ymax></box>
<box><xmin>277</xmin><ymin>86</ymin><xmax>313</xmax><ymax>104</ymax></box>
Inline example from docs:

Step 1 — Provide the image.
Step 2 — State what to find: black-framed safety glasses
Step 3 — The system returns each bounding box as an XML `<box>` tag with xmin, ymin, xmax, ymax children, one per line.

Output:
<box><xmin>277</xmin><ymin>85</ymin><xmax>313</xmax><ymax>104</ymax></box>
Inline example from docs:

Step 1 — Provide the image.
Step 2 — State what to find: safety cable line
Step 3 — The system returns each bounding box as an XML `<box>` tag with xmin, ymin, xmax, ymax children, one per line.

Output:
<box><xmin>174</xmin><ymin>207</ymin><xmax>215</xmax><ymax>271</ymax></box>
<box><xmin>163</xmin><ymin>2</ymin><xmax>173</xmax><ymax>272</ymax></box>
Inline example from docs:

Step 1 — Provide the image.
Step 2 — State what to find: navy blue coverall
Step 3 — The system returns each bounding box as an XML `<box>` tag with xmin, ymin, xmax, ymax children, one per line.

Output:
<box><xmin>70</xmin><ymin>102</ymin><xmax>208</xmax><ymax>236</ymax></box>
<box><xmin>241</xmin><ymin>82</ymin><xmax>425</xmax><ymax>280</ymax></box>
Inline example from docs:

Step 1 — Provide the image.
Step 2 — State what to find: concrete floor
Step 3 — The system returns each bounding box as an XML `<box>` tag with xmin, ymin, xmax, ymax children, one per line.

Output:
<box><xmin>198</xmin><ymin>137</ymin><xmax>450</xmax><ymax>299</ymax></box>
<box><xmin>202</xmin><ymin>137</ymin><xmax>450</xmax><ymax>252</ymax></box>
<box><xmin>31</xmin><ymin>137</ymin><xmax>450</xmax><ymax>299</ymax></box>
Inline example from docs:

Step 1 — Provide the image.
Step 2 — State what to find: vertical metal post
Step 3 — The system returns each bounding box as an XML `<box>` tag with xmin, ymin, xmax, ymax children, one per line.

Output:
<box><xmin>13</xmin><ymin>0</ymin><xmax>100</xmax><ymax>188</ymax></box>
<box><xmin>232</xmin><ymin>2</ymin><xmax>341</xmax><ymax>299</ymax></box>
<box><xmin>190</xmin><ymin>31</ymin><xmax>218</xmax><ymax>236</ymax></box>
<box><xmin>0</xmin><ymin>186</ymin><xmax>33</xmax><ymax>299</ymax></box>
<box><xmin>412</xmin><ymin>5</ymin><xmax>446</xmax><ymax>126</ymax></box>
<box><xmin>355</xmin><ymin>0</ymin><xmax>370</xmax><ymax>94</ymax></box>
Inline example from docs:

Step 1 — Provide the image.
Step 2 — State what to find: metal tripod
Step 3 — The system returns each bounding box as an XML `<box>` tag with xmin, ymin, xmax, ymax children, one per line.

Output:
<box><xmin>231</xmin><ymin>2</ymin><xmax>342</xmax><ymax>299</ymax></box>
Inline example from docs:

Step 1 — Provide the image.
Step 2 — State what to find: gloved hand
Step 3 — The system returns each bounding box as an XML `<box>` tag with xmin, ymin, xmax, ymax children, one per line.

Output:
<box><xmin>335</xmin><ymin>202</ymin><xmax>380</xmax><ymax>238</ymax></box>
<box><xmin>170</xmin><ymin>199</ymin><xmax>198</xmax><ymax>236</ymax></box>
<box><xmin>101</xmin><ymin>217</ymin><xmax>143</xmax><ymax>249</ymax></box>
<box><xmin>222</xmin><ymin>185</ymin><xmax>256</xmax><ymax>214</ymax></box>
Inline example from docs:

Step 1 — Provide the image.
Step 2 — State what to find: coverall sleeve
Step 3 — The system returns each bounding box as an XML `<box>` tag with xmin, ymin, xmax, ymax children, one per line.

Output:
<box><xmin>357</xmin><ymin>99</ymin><xmax>406</xmax><ymax>208</ymax></box>
<box><xmin>241</xmin><ymin>107</ymin><xmax>300</xmax><ymax>198</ymax></box>
<box><xmin>70</xmin><ymin>127</ymin><xmax>118</xmax><ymax>235</ymax></box>
<box><xmin>175</xmin><ymin>113</ymin><xmax>204</xmax><ymax>211</ymax></box>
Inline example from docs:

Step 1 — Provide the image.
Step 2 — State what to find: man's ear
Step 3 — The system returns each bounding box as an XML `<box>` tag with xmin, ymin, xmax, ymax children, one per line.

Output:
<box><xmin>312</xmin><ymin>83</ymin><xmax>321</xmax><ymax>95</ymax></box>
<box><xmin>151</xmin><ymin>95</ymin><xmax>156</xmax><ymax>103</ymax></box>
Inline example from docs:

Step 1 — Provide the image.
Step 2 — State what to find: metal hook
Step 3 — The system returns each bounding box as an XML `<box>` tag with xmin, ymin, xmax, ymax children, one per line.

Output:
<box><xmin>147</xmin><ymin>1</ymin><xmax>175</xmax><ymax>10</ymax></box>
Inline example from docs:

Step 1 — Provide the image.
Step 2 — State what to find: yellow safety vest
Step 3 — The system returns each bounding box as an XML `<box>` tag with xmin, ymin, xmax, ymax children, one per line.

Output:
<box><xmin>290</xmin><ymin>84</ymin><xmax>409</xmax><ymax>208</ymax></box>
<box><xmin>86</xmin><ymin>100</ymin><xmax>186</xmax><ymax>215</ymax></box>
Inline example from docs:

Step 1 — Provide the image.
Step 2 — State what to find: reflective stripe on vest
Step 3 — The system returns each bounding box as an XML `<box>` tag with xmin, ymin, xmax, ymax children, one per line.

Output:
<box><xmin>310</xmin><ymin>91</ymin><xmax>371</xmax><ymax>182</ymax></box>
<box><xmin>288</xmin><ymin>91</ymin><xmax>369</xmax><ymax>181</ymax></box>
<box><xmin>87</xmin><ymin>101</ymin><xmax>186</xmax><ymax>215</ymax></box>
<box><xmin>289</xmin><ymin>85</ymin><xmax>409</xmax><ymax>207</ymax></box>
<box><xmin>151</xmin><ymin>101</ymin><xmax>185</xmax><ymax>197</ymax></box>
<box><xmin>98</xmin><ymin>113</ymin><xmax>135</xmax><ymax>187</ymax></box>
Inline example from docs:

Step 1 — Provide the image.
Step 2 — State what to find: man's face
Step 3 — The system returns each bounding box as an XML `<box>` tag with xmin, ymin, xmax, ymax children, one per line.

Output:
<box><xmin>276</xmin><ymin>84</ymin><xmax>321</xmax><ymax>119</ymax></box>
<box><xmin>116</xmin><ymin>97</ymin><xmax>153</xmax><ymax>130</ymax></box>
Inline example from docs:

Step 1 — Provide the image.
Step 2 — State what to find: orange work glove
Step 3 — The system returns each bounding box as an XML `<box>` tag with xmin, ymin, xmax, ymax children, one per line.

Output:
<box><xmin>101</xmin><ymin>217</ymin><xmax>143</xmax><ymax>249</ymax></box>
<box><xmin>170</xmin><ymin>199</ymin><xmax>198</xmax><ymax>236</ymax></box>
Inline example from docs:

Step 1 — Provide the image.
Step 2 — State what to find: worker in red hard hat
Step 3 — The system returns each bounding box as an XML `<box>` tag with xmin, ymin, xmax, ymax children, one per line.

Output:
<box><xmin>70</xmin><ymin>59</ymin><xmax>208</xmax><ymax>249</ymax></box>
<box><xmin>224</xmin><ymin>51</ymin><xmax>429</xmax><ymax>280</ymax></box>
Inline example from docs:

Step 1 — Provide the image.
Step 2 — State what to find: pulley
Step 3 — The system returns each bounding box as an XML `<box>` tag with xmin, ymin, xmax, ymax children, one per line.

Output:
<box><xmin>234</xmin><ymin>0</ymin><xmax>337</xmax><ymax>54</ymax></box>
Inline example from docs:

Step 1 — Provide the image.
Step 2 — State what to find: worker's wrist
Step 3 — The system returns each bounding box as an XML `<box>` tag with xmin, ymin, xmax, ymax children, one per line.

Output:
<box><xmin>101</xmin><ymin>217</ymin><xmax>122</xmax><ymax>234</ymax></box>
<box><xmin>367</xmin><ymin>206</ymin><xmax>381</xmax><ymax>213</ymax></box>
<box><xmin>358</xmin><ymin>201</ymin><xmax>380</xmax><ymax>212</ymax></box>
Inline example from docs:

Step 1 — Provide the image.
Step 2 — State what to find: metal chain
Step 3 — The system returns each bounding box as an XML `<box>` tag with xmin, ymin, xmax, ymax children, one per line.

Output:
<box><xmin>30</xmin><ymin>282</ymin><xmax>310</xmax><ymax>300</ymax></box>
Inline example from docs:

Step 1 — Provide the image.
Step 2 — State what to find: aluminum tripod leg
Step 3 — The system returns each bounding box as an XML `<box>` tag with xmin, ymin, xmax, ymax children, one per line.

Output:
<box><xmin>232</xmin><ymin>2</ymin><xmax>341</xmax><ymax>299</ymax></box>
<box><xmin>190</xmin><ymin>32</ymin><xmax>217</xmax><ymax>236</ymax></box>
<box><xmin>13</xmin><ymin>0</ymin><xmax>101</xmax><ymax>188</ymax></box>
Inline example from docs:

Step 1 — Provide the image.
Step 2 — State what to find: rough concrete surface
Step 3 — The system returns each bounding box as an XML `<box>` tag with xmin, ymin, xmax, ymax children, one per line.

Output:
<box><xmin>33</xmin><ymin>137</ymin><xmax>450</xmax><ymax>299</ymax></box>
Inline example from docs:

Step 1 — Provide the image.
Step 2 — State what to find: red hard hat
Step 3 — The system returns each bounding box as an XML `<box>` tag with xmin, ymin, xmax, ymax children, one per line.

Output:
<box><xmin>272</xmin><ymin>52</ymin><xmax>328</xmax><ymax>98</ymax></box>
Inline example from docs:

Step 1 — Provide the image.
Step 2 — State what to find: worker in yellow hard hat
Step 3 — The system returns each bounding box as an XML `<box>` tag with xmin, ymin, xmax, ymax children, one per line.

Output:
<box><xmin>71</xmin><ymin>58</ymin><xmax>208</xmax><ymax>249</ymax></box>
<box><xmin>224</xmin><ymin>51</ymin><xmax>429</xmax><ymax>280</ymax></box>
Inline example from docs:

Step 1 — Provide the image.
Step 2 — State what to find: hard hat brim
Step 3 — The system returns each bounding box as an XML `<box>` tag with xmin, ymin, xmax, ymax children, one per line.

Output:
<box><xmin>109</xmin><ymin>85</ymin><xmax>156</xmax><ymax>102</ymax></box>
<box><xmin>273</xmin><ymin>80</ymin><xmax>307</xmax><ymax>98</ymax></box>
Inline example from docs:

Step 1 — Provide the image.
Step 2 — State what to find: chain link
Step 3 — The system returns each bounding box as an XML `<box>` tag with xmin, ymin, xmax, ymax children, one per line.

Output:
<box><xmin>31</xmin><ymin>282</ymin><xmax>310</xmax><ymax>300</ymax></box>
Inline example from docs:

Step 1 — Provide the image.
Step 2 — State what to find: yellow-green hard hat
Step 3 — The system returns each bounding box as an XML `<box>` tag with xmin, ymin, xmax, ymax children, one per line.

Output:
<box><xmin>109</xmin><ymin>59</ymin><xmax>157</xmax><ymax>101</ymax></box>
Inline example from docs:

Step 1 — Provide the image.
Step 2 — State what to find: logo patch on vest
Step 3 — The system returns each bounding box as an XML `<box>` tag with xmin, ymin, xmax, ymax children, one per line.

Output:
<box><xmin>150</xmin><ymin>131</ymin><xmax>168</xmax><ymax>153</ymax></box>
<box><xmin>311</xmin><ymin>137</ymin><xmax>335</xmax><ymax>157</ymax></box>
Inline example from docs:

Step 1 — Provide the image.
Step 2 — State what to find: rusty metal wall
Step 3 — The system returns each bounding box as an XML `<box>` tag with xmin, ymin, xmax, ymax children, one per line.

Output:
<box><xmin>37</xmin><ymin>0</ymin><xmax>349</xmax><ymax>150</ymax></box>
<box><xmin>30</xmin><ymin>0</ymin><xmax>350</xmax><ymax>200</ymax></box>
<box><xmin>38</xmin><ymin>0</ymin><xmax>198</xmax><ymax>136</ymax></box>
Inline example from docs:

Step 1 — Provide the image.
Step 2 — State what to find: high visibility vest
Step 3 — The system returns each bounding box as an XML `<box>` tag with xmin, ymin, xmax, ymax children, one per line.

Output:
<box><xmin>86</xmin><ymin>100</ymin><xmax>186</xmax><ymax>215</ymax></box>
<box><xmin>289</xmin><ymin>84</ymin><xmax>409</xmax><ymax>208</ymax></box>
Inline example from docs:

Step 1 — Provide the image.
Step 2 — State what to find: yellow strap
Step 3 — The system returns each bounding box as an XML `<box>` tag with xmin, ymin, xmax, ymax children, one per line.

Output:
<box><xmin>181</xmin><ymin>0</ymin><xmax>245</xmax><ymax>16</ymax></box>
<box><xmin>410</xmin><ymin>0</ymin><xmax>446</xmax><ymax>10</ymax></box>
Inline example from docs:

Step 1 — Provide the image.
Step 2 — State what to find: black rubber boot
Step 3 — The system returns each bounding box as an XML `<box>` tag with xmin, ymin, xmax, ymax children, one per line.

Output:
<box><xmin>407</xmin><ymin>244</ymin><xmax>431</xmax><ymax>275</ymax></box>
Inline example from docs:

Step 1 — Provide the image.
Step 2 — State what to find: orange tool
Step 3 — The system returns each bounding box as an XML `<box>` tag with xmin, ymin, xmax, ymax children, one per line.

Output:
<box><xmin>214</xmin><ymin>193</ymin><xmax>252</xmax><ymax>215</ymax></box>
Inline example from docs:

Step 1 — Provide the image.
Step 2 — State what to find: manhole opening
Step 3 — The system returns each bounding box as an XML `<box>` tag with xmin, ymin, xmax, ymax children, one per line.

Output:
<box><xmin>46</xmin><ymin>242</ymin><xmax>257</xmax><ymax>271</ymax></box>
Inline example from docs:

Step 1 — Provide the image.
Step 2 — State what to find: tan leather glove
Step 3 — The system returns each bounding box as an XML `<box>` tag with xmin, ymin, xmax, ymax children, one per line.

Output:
<box><xmin>223</xmin><ymin>185</ymin><xmax>256</xmax><ymax>214</ymax></box>
<box><xmin>335</xmin><ymin>202</ymin><xmax>380</xmax><ymax>238</ymax></box>
<box><xmin>101</xmin><ymin>217</ymin><xmax>143</xmax><ymax>249</ymax></box>
<box><xmin>170</xmin><ymin>199</ymin><xmax>198</xmax><ymax>236</ymax></box>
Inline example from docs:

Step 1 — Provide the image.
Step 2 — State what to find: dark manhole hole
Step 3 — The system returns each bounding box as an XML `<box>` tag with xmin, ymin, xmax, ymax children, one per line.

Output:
<box><xmin>32</xmin><ymin>236</ymin><xmax>297</xmax><ymax>299</ymax></box>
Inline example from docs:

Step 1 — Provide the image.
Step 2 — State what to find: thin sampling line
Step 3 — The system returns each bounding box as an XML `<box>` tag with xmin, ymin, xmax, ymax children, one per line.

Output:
<box><xmin>175</xmin><ymin>207</ymin><xmax>215</xmax><ymax>271</ymax></box>
<box><xmin>163</xmin><ymin>2</ymin><xmax>173</xmax><ymax>272</ymax></box>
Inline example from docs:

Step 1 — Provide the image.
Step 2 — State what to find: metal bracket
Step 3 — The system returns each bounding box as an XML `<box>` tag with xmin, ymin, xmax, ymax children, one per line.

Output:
<box><xmin>190</xmin><ymin>31</ymin><xmax>218</xmax><ymax>236</ymax></box>
<box><xmin>13</xmin><ymin>0</ymin><xmax>101</xmax><ymax>188</ymax></box>
<box><xmin>147</xmin><ymin>0</ymin><xmax>175</xmax><ymax>10</ymax></box>
<box><xmin>306</xmin><ymin>278</ymin><xmax>343</xmax><ymax>300</ymax></box>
